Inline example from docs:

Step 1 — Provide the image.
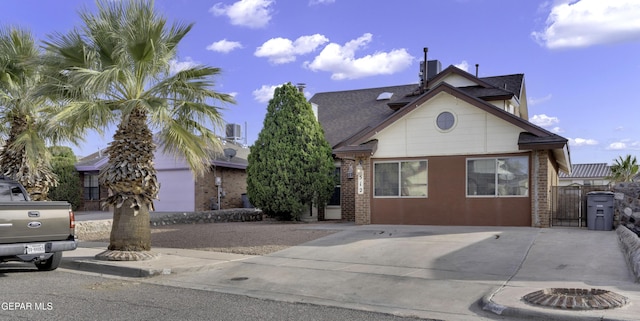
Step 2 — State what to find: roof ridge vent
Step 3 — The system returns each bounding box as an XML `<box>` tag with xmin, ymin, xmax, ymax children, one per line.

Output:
<box><xmin>376</xmin><ymin>92</ymin><xmax>393</xmax><ymax>100</ymax></box>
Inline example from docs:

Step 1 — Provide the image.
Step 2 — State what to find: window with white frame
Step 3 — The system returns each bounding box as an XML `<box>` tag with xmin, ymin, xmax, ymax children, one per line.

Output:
<box><xmin>466</xmin><ymin>156</ymin><xmax>528</xmax><ymax>197</ymax></box>
<box><xmin>374</xmin><ymin>160</ymin><xmax>428</xmax><ymax>197</ymax></box>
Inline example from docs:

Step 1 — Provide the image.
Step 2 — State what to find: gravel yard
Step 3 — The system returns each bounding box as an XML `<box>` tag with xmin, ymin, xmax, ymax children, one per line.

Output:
<box><xmin>78</xmin><ymin>220</ymin><xmax>342</xmax><ymax>255</ymax></box>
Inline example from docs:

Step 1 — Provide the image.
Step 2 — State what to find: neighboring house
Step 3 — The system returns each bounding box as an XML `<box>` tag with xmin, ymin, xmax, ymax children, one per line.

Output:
<box><xmin>558</xmin><ymin>163</ymin><xmax>611</xmax><ymax>187</ymax></box>
<box><xmin>75</xmin><ymin>138</ymin><xmax>249</xmax><ymax>212</ymax></box>
<box><xmin>310</xmin><ymin>59</ymin><xmax>571</xmax><ymax>227</ymax></box>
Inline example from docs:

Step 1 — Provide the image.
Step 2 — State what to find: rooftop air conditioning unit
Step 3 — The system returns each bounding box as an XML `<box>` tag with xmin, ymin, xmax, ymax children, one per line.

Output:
<box><xmin>226</xmin><ymin>123</ymin><xmax>242</xmax><ymax>141</ymax></box>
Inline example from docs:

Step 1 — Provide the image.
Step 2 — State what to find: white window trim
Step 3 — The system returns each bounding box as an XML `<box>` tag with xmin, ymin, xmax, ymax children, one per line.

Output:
<box><xmin>466</xmin><ymin>156</ymin><xmax>529</xmax><ymax>198</ymax></box>
<box><xmin>373</xmin><ymin>160</ymin><xmax>428</xmax><ymax>198</ymax></box>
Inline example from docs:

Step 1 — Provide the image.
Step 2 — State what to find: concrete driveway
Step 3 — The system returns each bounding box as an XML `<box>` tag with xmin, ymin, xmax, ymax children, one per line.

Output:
<box><xmin>141</xmin><ymin>224</ymin><xmax>640</xmax><ymax>321</ymax></box>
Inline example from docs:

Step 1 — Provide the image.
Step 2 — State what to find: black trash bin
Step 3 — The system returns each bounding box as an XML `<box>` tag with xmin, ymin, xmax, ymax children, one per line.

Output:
<box><xmin>241</xmin><ymin>193</ymin><xmax>254</xmax><ymax>208</ymax></box>
<box><xmin>586</xmin><ymin>191</ymin><xmax>614</xmax><ymax>231</ymax></box>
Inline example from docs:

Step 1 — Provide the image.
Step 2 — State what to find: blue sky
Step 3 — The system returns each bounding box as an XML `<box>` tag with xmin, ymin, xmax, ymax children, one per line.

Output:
<box><xmin>1</xmin><ymin>0</ymin><xmax>639</xmax><ymax>165</ymax></box>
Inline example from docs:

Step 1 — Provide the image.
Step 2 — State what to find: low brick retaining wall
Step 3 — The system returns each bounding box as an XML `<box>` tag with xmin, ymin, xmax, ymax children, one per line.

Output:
<box><xmin>76</xmin><ymin>208</ymin><xmax>263</xmax><ymax>235</ymax></box>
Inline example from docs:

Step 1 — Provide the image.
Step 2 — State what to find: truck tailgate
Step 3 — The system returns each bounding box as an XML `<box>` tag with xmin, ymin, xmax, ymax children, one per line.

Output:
<box><xmin>0</xmin><ymin>201</ymin><xmax>73</xmax><ymax>244</ymax></box>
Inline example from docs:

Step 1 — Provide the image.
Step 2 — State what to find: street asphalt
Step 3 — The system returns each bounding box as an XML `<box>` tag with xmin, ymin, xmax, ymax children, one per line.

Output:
<box><xmin>59</xmin><ymin>221</ymin><xmax>640</xmax><ymax>321</ymax></box>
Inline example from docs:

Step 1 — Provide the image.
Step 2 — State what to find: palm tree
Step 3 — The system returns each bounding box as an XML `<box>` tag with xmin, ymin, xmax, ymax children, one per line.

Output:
<box><xmin>40</xmin><ymin>0</ymin><xmax>234</xmax><ymax>259</ymax></box>
<box><xmin>0</xmin><ymin>26</ymin><xmax>81</xmax><ymax>200</ymax></box>
<box><xmin>608</xmin><ymin>155</ymin><xmax>639</xmax><ymax>183</ymax></box>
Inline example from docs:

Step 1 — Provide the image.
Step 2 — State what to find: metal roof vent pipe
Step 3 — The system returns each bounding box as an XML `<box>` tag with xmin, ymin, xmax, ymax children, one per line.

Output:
<box><xmin>420</xmin><ymin>47</ymin><xmax>428</xmax><ymax>92</ymax></box>
<box><xmin>296</xmin><ymin>83</ymin><xmax>306</xmax><ymax>93</ymax></box>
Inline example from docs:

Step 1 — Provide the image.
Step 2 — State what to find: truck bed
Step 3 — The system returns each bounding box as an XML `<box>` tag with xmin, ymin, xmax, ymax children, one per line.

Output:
<box><xmin>0</xmin><ymin>201</ymin><xmax>74</xmax><ymax>244</ymax></box>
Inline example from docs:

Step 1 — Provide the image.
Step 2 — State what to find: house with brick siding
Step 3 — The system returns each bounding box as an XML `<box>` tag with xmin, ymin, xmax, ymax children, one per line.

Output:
<box><xmin>75</xmin><ymin>139</ymin><xmax>249</xmax><ymax>212</ymax></box>
<box><xmin>310</xmin><ymin>61</ymin><xmax>571</xmax><ymax>227</ymax></box>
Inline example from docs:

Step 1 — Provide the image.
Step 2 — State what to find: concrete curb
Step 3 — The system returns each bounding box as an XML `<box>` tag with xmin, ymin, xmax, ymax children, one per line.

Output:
<box><xmin>480</xmin><ymin>293</ymin><xmax>621</xmax><ymax>321</ymax></box>
<box><xmin>60</xmin><ymin>243</ymin><xmax>256</xmax><ymax>278</ymax></box>
<box><xmin>60</xmin><ymin>259</ymin><xmax>164</xmax><ymax>278</ymax></box>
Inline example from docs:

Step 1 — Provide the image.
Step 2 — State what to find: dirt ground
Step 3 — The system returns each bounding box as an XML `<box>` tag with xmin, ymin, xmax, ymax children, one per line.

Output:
<box><xmin>79</xmin><ymin>220</ymin><xmax>341</xmax><ymax>255</ymax></box>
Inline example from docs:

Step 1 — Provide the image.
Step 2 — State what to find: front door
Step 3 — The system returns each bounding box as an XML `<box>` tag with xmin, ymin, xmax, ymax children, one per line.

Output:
<box><xmin>325</xmin><ymin>166</ymin><xmax>342</xmax><ymax>219</ymax></box>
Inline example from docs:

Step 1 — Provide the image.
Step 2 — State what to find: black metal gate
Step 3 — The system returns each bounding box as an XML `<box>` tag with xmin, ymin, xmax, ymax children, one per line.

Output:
<box><xmin>551</xmin><ymin>185</ymin><xmax>610</xmax><ymax>227</ymax></box>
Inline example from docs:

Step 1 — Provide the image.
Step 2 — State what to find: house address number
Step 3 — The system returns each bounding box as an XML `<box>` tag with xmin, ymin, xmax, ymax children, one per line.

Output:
<box><xmin>357</xmin><ymin>171</ymin><xmax>364</xmax><ymax>195</ymax></box>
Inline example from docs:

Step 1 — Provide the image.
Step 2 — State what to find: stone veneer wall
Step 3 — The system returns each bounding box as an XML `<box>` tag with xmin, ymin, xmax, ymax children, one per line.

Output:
<box><xmin>613</xmin><ymin>182</ymin><xmax>640</xmax><ymax>281</ymax></box>
<box><xmin>150</xmin><ymin>208</ymin><xmax>262</xmax><ymax>226</ymax></box>
<box><xmin>76</xmin><ymin>208</ymin><xmax>263</xmax><ymax>236</ymax></box>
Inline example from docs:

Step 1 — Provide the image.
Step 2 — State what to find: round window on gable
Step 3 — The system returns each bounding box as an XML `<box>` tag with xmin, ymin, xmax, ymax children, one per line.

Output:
<box><xmin>436</xmin><ymin>111</ymin><xmax>456</xmax><ymax>131</ymax></box>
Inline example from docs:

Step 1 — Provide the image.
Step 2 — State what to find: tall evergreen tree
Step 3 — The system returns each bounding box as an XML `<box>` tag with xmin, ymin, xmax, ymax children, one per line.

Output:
<box><xmin>247</xmin><ymin>83</ymin><xmax>334</xmax><ymax>220</ymax></box>
<box><xmin>48</xmin><ymin>146</ymin><xmax>81</xmax><ymax>210</ymax></box>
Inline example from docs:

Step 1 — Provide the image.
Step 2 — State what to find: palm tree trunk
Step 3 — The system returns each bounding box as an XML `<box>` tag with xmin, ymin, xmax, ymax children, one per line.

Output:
<box><xmin>0</xmin><ymin>116</ymin><xmax>56</xmax><ymax>200</ymax></box>
<box><xmin>99</xmin><ymin>106</ymin><xmax>158</xmax><ymax>255</ymax></box>
<box><xmin>108</xmin><ymin>199</ymin><xmax>151</xmax><ymax>251</ymax></box>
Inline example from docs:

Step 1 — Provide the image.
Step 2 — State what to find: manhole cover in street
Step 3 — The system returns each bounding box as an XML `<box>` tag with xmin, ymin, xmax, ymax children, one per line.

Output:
<box><xmin>523</xmin><ymin>288</ymin><xmax>628</xmax><ymax>310</ymax></box>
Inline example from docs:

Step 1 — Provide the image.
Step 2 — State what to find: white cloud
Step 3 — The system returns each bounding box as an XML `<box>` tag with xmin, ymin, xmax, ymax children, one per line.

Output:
<box><xmin>530</xmin><ymin>114</ymin><xmax>559</xmax><ymax>127</ymax></box>
<box><xmin>454</xmin><ymin>60</ymin><xmax>469</xmax><ymax>72</ymax></box>
<box><xmin>228</xmin><ymin>92</ymin><xmax>238</xmax><ymax>98</ymax></box>
<box><xmin>532</xmin><ymin>0</ymin><xmax>640</xmax><ymax>49</ymax></box>
<box><xmin>169</xmin><ymin>57</ymin><xmax>198</xmax><ymax>74</ymax></box>
<box><xmin>309</xmin><ymin>0</ymin><xmax>335</xmax><ymax>5</ymax></box>
<box><xmin>570</xmin><ymin>138</ymin><xmax>599</xmax><ymax>146</ymax></box>
<box><xmin>551</xmin><ymin>126</ymin><xmax>563</xmax><ymax>133</ymax></box>
<box><xmin>615</xmin><ymin>126</ymin><xmax>624</xmax><ymax>131</ymax></box>
<box><xmin>529</xmin><ymin>94</ymin><xmax>553</xmax><ymax>106</ymax></box>
<box><xmin>210</xmin><ymin>0</ymin><xmax>274</xmax><ymax>29</ymax></box>
<box><xmin>253</xmin><ymin>84</ymin><xmax>282</xmax><ymax>103</ymax></box>
<box><xmin>608</xmin><ymin>142</ymin><xmax>627</xmax><ymax>150</ymax></box>
<box><xmin>206</xmin><ymin>39</ymin><xmax>243</xmax><ymax>53</ymax></box>
<box><xmin>305</xmin><ymin>33</ymin><xmax>414</xmax><ymax>80</ymax></box>
<box><xmin>607</xmin><ymin>139</ymin><xmax>640</xmax><ymax>150</ymax></box>
<box><xmin>252</xmin><ymin>84</ymin><xmax>312</xmax><ymax>103</ymax></box>
<box><xmin>255</xmin><ymin>34</ymin><xmax>329</xmax><ymax>64</ymax></box>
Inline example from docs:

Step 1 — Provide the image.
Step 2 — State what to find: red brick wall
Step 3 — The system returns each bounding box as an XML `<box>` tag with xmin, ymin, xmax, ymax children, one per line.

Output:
<box><xmin>354</xmin><ymin>157</ymin><xmax>371</xmax><ymax>225</ymax></box>
<box><xmin>340</xmin><ymin>160</ymin><xmax>356</xmax><ymax>221</ymax></box>
<box><xmin>530</xmin><ymin>150</ymin><xmax>558</xmax><ymax>228</ymax></box>
<box><xmin>194</xmin><ymin>167</ymin><xmax>247</xmax><ymax>211</ymax></box>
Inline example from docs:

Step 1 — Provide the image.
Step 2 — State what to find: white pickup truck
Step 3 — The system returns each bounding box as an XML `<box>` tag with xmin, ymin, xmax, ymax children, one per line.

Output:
<box><xmin>0</xmin><ymin>177</ymin><xmax>77</xmax><ymax>271</ymax></box>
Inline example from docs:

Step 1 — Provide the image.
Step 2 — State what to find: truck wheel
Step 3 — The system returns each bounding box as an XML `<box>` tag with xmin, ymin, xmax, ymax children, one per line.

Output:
<box><xmin>35</xmin><ymin>252</ymin><xmax>62</xmax><ymax>271</ymax></box>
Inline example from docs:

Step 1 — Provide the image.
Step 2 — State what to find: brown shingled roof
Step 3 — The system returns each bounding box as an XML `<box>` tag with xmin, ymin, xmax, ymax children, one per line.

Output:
<box><xmin>311</xmin><ymin>84</ymin><xmax>417</xmax><ymax>148</ymax></box>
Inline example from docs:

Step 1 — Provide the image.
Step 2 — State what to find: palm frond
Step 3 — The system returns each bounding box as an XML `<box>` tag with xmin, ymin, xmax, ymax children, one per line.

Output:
<box><xmin>155</xmin><ymin>121</ymin><xmax>221</xmax><ymax>177</ymax></box>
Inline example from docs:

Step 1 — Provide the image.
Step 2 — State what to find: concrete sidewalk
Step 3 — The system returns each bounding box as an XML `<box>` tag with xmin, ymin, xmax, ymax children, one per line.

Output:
<box><xmin>60</xmin><ymin>225</ymin><xmax>640</xmax><ymax>321</ymax></box>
